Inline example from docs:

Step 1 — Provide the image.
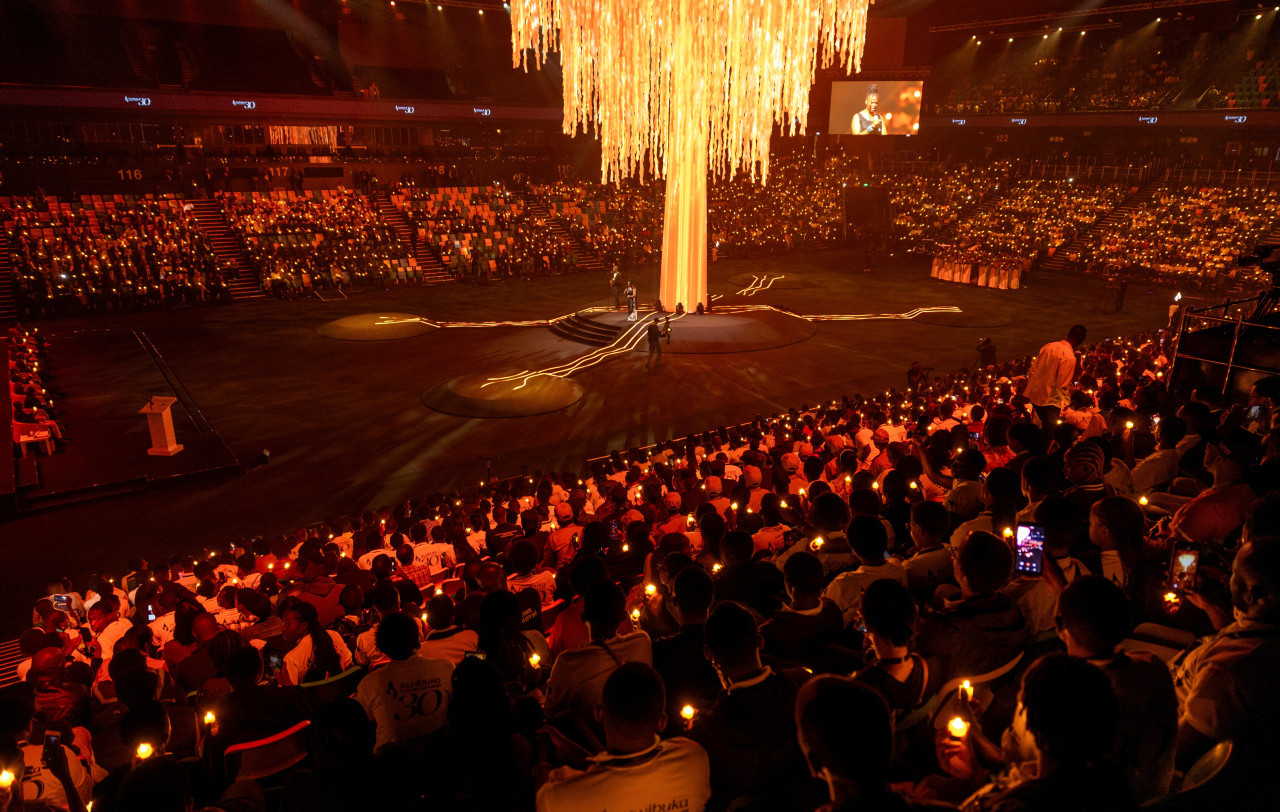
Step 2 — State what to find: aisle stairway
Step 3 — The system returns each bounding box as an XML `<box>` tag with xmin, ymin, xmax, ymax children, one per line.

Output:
<box><xmin>189</xmin><ymin>199</ymin><xmax>267</xmax><ymax>301</ymax></box>
<box><xmin>1038</xmin><ymin>179</ymin><xmax>1162</xmax><ymax>275</ymax></box>
<box><xmin>525</xmin><ymin>201</ymin><xmax>607</xmax><ymax>273</ymax></box>
<box><xmin>373</xmin><ymin>192</ymin><xmax>453</xmax><ymax>285</ymax></box>
<box><xmin>938</xmin><ymin>184</ymin><xmax>1008</xmax><ymax>244</ymax></box>
<box><xmin>0</xmin><ymin>232</ymin><xmax>16</xmax><ymax>320</ymax></box>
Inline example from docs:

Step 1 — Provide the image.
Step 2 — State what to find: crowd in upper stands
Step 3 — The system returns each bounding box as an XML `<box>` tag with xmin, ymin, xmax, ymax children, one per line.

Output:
<box><xmin>929</xmin><ymin>21</ymin><xmax>1278</xmax><ymax>116</ymax></box>
<box><xmin>3</xmin><ymin>195</ymin><xmax>227</xmax><ymax>315</ymax></box>
<box><xmin>8</xmin><ymin>310</ymin><xmax>1280</xmax><ymax>811</ymax></box>
<box><xmin>218</xmin><ymin>190</ymin><xmax>410</xmax><ymax>295</ymax></box>
<box><xmin>1073</xmin><ymin>185</ymin><xmax>1280</xmax><ymax>289</ymax></box>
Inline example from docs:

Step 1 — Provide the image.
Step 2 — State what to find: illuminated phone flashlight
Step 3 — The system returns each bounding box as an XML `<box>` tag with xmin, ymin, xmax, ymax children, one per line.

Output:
<box><xmin>136</xmin><ymin>742</ymin><xmax>154</xmax><ymax>760</ymax></box>
<box><xmin>810</xmin><ymin>536</ymin><xmax>825</xmax><ymax>551</ymax></box>
<box><xmin>947</xmin><ymin>717</ymin><xmax>970</xmax><ymax>739</ymax></box>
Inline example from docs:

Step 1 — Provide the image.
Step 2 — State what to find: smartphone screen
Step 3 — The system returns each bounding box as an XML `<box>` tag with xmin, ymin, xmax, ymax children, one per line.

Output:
<box><xmin>1015</xmin><ymin>523</ymin><xmax>1045</xmax><ymax>576</ymax></box>
<box><xmin>43</xmin><ymin>732</ymin><xmax>61</xmax><ymax>765</ymax></box>
<box><xmin>265</xmin><ymin>651</ymin><xmax>284</xmax><ymax>678</ymax></box>
<box><xmin>1170</xmin><ymin>544</ymin><xmax>1200</xmax><ymax>591</ymax></box>
<box><xmin>969</xmin><ymin>432</ymin><xmax>981</xmax><ymax>443</ymax></box>
<box><xmin>51</xmin><ymin>594</ymin><xmax>71</xmax><ymax>612</ymax></box>
<box><xmin>464</xmin><ymin>650</ymin><xmax>487</xmax><ymax>661</ymax></box>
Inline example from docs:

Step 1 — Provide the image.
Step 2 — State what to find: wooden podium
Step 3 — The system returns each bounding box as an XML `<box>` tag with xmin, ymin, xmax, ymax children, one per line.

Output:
<box><xmin>139</xmin><ymin>396</ymin><xmax>184</xmax><ymax>456</ymax></box>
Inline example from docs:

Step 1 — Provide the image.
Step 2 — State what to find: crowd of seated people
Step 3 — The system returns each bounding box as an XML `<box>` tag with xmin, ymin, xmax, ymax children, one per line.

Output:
<box><xmin>8</xmin><ymin>312</ymin><xmax>1280</xmax><ymax>810</ymax></box>
<box><xmin>949</xmin><ymin>179</ymin><xmax>1129</xmax><ymax>261</ymax></box>
<box><xmin>218</xmin><ymin>190</ymin><xmax>410</xmax><ymax>296</ymax></box>
<box><xmin>3</xmin><ymin>195</ymin><xmax>227</xmax><ymax>316</ymax></box>
<box><xmin>523</xmin><ymin>180</ymin><xmax>664</xmax><ymax>271</ymax></box>
<box><xmin>392</xmin><ymin>183</ymin><xmax>582</xmax><ymax>280</ymax></box>
<box><xmin>8</xmin><ymin>324</ymin><xmax>62</xmax><ymax>457</ymax></box>
<box><xmin>878</xmin><ymin>164</ymin><xmax>1008</xmax><ymax>251</ymax></box>
<box><xmin>706</xmin><ymin>155</ymin><xmax>849</xmax><ymax>258</ymax></box>
<box><xmin>930</xmin><ymin>28</ymin><xmax>1229</xmax><ymax>116</ymax></box>
<box><xmin>1074</xmin><ymin>185</ymin><xmax>1279</xmax><ymax>291</ymax></box>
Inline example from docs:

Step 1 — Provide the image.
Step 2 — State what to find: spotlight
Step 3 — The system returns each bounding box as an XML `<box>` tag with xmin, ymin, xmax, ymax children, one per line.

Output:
<box><xmin>1258</xmin><ymin>14</ymin><xmax>1264</xmax><ymax>20</ymax></box>
<box><xmin>1043</xmin><ymin>34</ymin><xmax>1047</xmax><ymax>39</ymax></box>
<box><xmin>1156</xmin><ymin>17</ymin><xmax>1161</xmax><ymax>22</ymax></box>
<box><xmin>1008</xmin><ymin>37</ymin><xmax>1013</xmax><ymax>42</ymax></box>
<box><xmin>479</xmin><ymin>8</ymin><xmax>484</xmax><ymax>13</ymax></box>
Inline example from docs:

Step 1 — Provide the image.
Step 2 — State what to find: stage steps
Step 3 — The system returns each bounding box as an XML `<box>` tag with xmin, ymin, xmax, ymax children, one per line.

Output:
<box><xmin>373</xmin><ymin>192</ymin><xmax>454</xmax><ymax>285</ymax></box>
<box><xmin>189</xmin><ymin>199</ymin><xmax>267</xmax><ymax>301</ymax></box>
<box><xmin>550</xmin><ymin>313</ymin><xmax>622</xmax><ymax>347</ymax></box>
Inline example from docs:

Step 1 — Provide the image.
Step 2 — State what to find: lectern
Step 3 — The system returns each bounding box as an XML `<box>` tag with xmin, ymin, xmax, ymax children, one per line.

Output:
<box><xmin>139</xmin><ymin>396</ymin><xmax>184</xmax><ymax>456</ymax></box>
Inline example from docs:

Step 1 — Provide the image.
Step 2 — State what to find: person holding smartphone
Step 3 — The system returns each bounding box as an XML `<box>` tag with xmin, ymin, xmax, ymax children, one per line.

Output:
<box><xmin>2</xmin><ymin>693</ymin><xmax>94</xmax><ymax>812</ymax></box>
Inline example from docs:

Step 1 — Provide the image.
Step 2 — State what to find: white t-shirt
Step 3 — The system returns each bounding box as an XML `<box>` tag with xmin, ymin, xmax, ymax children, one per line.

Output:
<box><xmin>355</xmin><ymin>655</ymin><xmax>454</xmax><ymax>751</ymax></box>
<box><xmin>95</xmin><ymin>617</ymin><xmax>134</xmax><ymax>659</ymax></box>
<box><xmin>412</xmin><ymin>542</ymin><xmax>457</xmax><ymax>575</ymax></box>
<box><xmin>19</xmin><ymin>741</ymin><xmax>93</xmax><ymax>811</ymax></box>
<box><xmin>282</xmin><ymin>630</ymin><xmax>354</xmax><ymax>686</ymax></box>
<box><xmin>420</xmin><ymin>627</ymin><xmax>480</xmax><ymax>665</ymax></box>
<box><xmin>823</xmin><ymin>561</ymin><xmax>908</xmax><ymax>627</ymax></box>
<box><xmin>149</xmin><ymin>612</ymin><xmax>177</xmax><ymax>647</ymax></box>
<box><xmin>508</xmin><ymin>571</ymin><xmax>558</xmax><ymax>606</ymax></box>
<box><xmin>537</xmin><ymin>736</ymin><xmax>711</xmax><ymax>812</ymax></box>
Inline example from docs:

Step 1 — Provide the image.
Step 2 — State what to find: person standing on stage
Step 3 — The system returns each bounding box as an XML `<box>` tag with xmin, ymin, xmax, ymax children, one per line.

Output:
<box><xmin>610</xmin><ymin>265</ymin><xmax>621</xmax><ymax>308</ymax></box>
<box><xmin>625</xmin><ymin>280</ymin><xmax>638</xmax><ymax>322</ymax></box>
<box><xmin>851</xmin><ymin>85</ymin><xmax>885</xmax><ymax>135</ymax></box>
<box><xmin>645</xmin><ymin>318</ymin><xmax>669</xmax><ymax>370</ymax></box>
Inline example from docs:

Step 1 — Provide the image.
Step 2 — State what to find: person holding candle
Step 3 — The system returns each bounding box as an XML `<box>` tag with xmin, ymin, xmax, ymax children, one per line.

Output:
<box><xmin>651</xmin><ymin>566</ymin><xmax>721</xmax><ymax>738</ymax></box>
<box><xmin>0</xmin><ymin>693</ymin><xmax>93</xmax><ymax>812</ymax></box>
<box><xmin>972</xmin><ymin>654</ymin><xmax>1131</xmax><ymax>812</ymax></box>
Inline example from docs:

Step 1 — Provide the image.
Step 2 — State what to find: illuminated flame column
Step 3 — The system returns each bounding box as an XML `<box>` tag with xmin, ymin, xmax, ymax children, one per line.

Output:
<box><xmin>509</xmin><ymin>0</ymin><xmax>873</xmax><ymax>315</ymax></box>
<box><xmin>660</xmin><ymin>9</ymin><xmax>708</xmax><ymax>312</ymax></box>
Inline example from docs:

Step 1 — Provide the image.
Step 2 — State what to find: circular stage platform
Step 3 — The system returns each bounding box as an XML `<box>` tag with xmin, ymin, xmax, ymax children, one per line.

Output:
<box><xmin>586</xmin><ymin>308</ymin><xmax>816</xmax><ymax>354</ymax></box>
<box><xmin>316</xmin><ymin>313</ymin><xmax>437</xmax><ymax>341</ymax></box>
<box><xmin>726</xmin><ymin>272</ymin><xmax>811</xmax><ymax>291</ymax></box>
<box><xmin>421</xmin><ymin>373</ymin><xmax>584</xmax><ymax>418</ymax></box>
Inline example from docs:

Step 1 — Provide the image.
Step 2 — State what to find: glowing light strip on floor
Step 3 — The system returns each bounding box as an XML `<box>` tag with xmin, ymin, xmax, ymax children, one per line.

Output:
<box><xmin>482</xmin><ymin>311</ymin><xmax>687</xmax><ymax>390</ymax></box>
<box><xmin>475</xmin><ymin>303</ymin><xmax>961</xmax><ymax>391</ymax></box>
<box><xmin>735</xmin><ymin>274</ymin><xmax>785</xmax><ymax>297</ymax></box>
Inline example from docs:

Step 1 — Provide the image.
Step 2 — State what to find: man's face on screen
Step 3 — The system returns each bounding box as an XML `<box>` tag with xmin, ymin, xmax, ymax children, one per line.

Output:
<box><xmin>867</xmin><ymin>95</ymin><xmax>878</xmax><ymax>113</ymax></box>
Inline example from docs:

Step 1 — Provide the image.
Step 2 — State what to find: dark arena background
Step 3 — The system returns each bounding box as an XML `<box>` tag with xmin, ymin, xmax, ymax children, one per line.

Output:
<box><xmin>2</xmin><ymin>1</ymin><xmax>1280</xmax><ymax>810</ymax></box>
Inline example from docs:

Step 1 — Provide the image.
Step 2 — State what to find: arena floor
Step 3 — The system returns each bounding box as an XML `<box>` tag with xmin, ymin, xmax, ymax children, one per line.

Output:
<box><xmin>2</xmin><ymin>250</ymin><xmax>1176</xmax><ymax>633</ymax></box>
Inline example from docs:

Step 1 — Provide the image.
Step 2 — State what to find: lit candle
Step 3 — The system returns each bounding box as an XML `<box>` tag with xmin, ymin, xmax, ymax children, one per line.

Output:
<box><xmin>622</xmin><ymin>543</ymin><xmax>630</xmax><ymax>552</ymax></box>
<box><xmin>645</xmin><ymin>583</ymin><xmax>657</xmax><ymax>596</ymax></box>
<box><xmin>947</xmin><ymin>717</ymin><xmax>970</xmax><ymax>739</ymax></box>
<box><xmin>204</xmin><ymin>711</ymin><xmax>216</xmax><ymax>725</ymax></box>
<box><xmin>136</xmin><ymin>742</ymin><xmax>154</xmax><ymax>760</ymax></box>
<box><xmin>713</xmin><ymin>563</ymin><xmax>723</xmax><ymax>573</ymax></box>
<box><xmin>0</xmin><ymin>770</ymin><xmax>13</xmax><ymax>788</ymax></box>
<box><xmin>630</xmin><ymin>608</ymin><xmax>641</xmax><ymax>622</ymax></box>
<box><xmin>681</xmin><ymin>704</ymin><xmax>696</xmax><ymax>722</ymax></box>
<box><xmin>1002</xmin><ymin>527</ymin><xmax>1013</xmax><ymax>538</ymax></box>
<box><xmin>1139</xmin><ymin>496</ymin><xmax>1149</xmax><ymax>506</ymax></box>
<box><xmin>810</xmin><ymin>536</ymin><xmax>825</xmax><ymax>551</ymax></box>
<box><xmin>960</xmin><ymin>680</ymin><xmax>973</xmax><ymax>702</ymax></box>
<box><xmin>529</xmin><ymin>653</ymin><xmax>541</xmax><ymax>668</ymax></box>
<box><xmin>1125</xmin><ymin>421</ymin><xmax>1134</xmax><ymax>430</ymax></box>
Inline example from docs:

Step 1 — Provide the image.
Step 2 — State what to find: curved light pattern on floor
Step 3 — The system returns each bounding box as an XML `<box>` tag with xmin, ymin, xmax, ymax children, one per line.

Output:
<box><xmin>736</xmin><ymin>274</ymin><xmax>786</xmax><ymax>297</ymax></box>
<box><xmin>482</xmin><ymin>312</ymin><xmax>687</xmax><ymax>390</ymax></box>
<box><xmin>476</xmin><ymin>303</ymin><xmax>961</xmax><ymax>391</ymax></box>
<box><xmin>803</xmin><ymin>305</ymin><xmax>962</xmax><ymax>322</ymax></box>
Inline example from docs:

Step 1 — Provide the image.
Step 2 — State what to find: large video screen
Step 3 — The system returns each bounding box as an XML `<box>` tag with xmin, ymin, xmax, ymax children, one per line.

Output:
<box><xmin>828</xmin><ymin>80</ymin><xmax>923</xmax><ymax>136</ymax></box>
